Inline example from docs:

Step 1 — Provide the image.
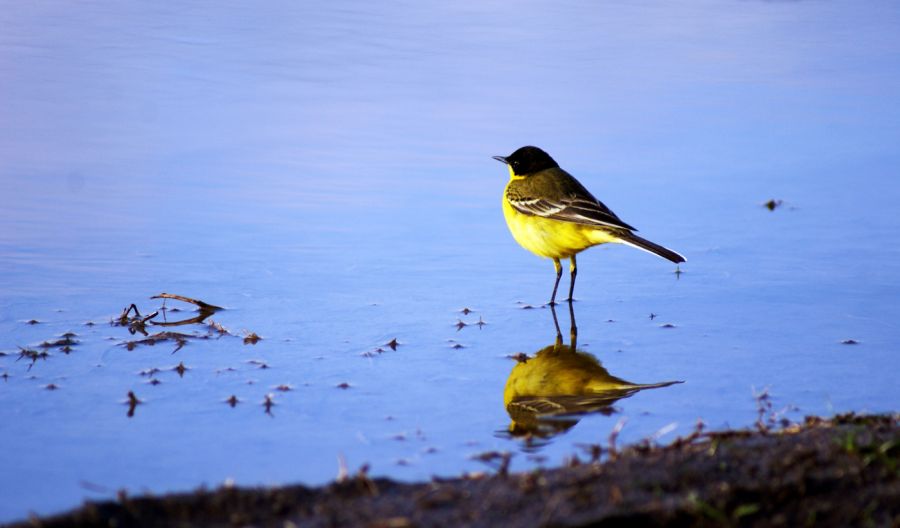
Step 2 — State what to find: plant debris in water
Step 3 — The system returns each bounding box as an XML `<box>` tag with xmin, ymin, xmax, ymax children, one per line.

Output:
<box><xmin>764</xmin><ymin>198</ymin><xmax>784</xmax><ymax>211</ymax></box>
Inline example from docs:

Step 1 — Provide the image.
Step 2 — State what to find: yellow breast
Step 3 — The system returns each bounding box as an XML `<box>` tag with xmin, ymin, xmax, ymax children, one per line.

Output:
<box><xmin>502</xmin><ymin>181</ymin><xmax>616</xmax><ymax>259</ymax></box>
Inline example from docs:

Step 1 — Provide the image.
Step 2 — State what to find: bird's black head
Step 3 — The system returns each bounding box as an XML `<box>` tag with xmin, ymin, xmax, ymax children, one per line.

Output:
<box><xmin>493</xmin><ymin>146</ymin><xmax>559</xmax><ymax>176</ymax></box>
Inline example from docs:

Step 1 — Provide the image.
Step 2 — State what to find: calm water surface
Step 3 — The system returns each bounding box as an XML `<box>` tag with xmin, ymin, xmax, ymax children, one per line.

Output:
<box><xmin>2</xmin><ymin>0</ymin><xmax>900</xmax><ymax>521</ymax></box>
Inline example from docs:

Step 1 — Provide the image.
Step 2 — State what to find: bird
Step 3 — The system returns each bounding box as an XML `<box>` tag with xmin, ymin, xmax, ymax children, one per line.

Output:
<box><xmin>494</xmin><ymin>145</ymin><xmax>685</xmax><ymax>304</ymax></box>
<box><xmin>503</xmin><ymin>333</ymin><xmax>681</xmax><ymax>438</ymax></box>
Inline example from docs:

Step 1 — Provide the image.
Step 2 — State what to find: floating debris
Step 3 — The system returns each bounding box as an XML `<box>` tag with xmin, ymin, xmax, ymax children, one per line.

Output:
<box><xmin>115</xmin><ymin>304</ymin><xmax>159</xmax><ymax>336</ymax></box>
<box><xmin>39</xmin><ymin>333</ymin><xmax>78</xmax><ymax>349</ymax></box>
<box><xmin>123</xmin><ymin>331</ymin><xmax>197</xmax><ymax>353</ymax></box>
<box><xmin>649</xmin><ymin>313</ymin><xmax>657</xmax><ymax>320</ymax></box>
<box><xmin>262</xmin><ymin>394</ymin><xmax>275</xmax><ymax>415</ymax></box>
<box><xmin>44</xmin><ymin>383</ymin><xmax>59</xmax><ymax>391</ymax></box>
<box><xmin>764</xmin><ymin>199</ymin><xmax>783</xmax><ymax>211</ymax></box>
<box><xmin>243</xmin><ymin>333</ymin><xmax>261</xmax><ymax>345</ymax></box>
<box><xmin>225</xmin><ymin>395</ymin><xmax>240</xmax><ymax>407</ymax></box>
<box><xmin>27</xmin><ymin>319</ymin><xmax>40</xmax><ymax>325</ymax></box>
<box><xmin>508</xmin><ymin>353</ymin><xmax>529</xmax><ymax>363</ymax></box>
<box><xmin>207</xmin><ymin>320</ymin><xmax>230</xmax><ymax>335</ymax></box>
<box><xmin>336</xmin><ymin>382</ymin><xmax>351</xmax><ymax>390</ymax></box>
<box><xmin>138</xmin><ymin>367</ymin><xmax>162</xmax><ymax>377</ymax></box>
<box><xmin>126</xmin><ymin>391</ymin><xmax>141</xmax><ymax>418</ymax></box>
<box><xmin>17</xmin><ymin>347</ymin><xmax>49</xmax><ymax>369</ymax></box>
<box><xmin>470</xmin><ymin>451</ymin><xmax>513</xmax><ymax>477</ymax></box>
<box><xmin>841</xmin><ymin>339</ymin><xmax>859</xmax><ymax>345</ymax></box>
<box><xmin>247</xmin><ymin>360</ymin><xmax>270</xmax><ymax>369</ymax></box>
<box><xmin>147</xmin><ymin>379</ymin><xmax>162</xmax><ymax>386</ymax></box>
<box><xmin>173</xmin><ymin>362</ymin><xmax>188</xmax><ymax>377</ymax></box>
<box><xmin>274</xmin><ymin>384</ymin><xmax>293</xmax><ymax>392</ymax></box>
<box><xmin>386</xmin><ymin>338</ymin><xmax>399</xmax><ymax>351</ymax></box>
<box><xmin>660</xmin><ymin>323</ymin><xmax>677</xmax><ymax>329</ymax></box>
<box><xmin>455</xmin><ymin>320</ymin><xmax>467</xmax><ymax>331</ymax></box>
<box><xmin>151</xmin><ymin>293</ymin><xmax>223</xmax><ymax>312</ymax></box>
<box><xmin>460</xmin><ymin>307</ymin><xmax>473</xmax><ymax>315</ymax></box>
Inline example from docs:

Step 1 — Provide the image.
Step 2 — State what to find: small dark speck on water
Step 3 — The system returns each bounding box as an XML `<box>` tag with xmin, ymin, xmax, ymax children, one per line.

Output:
<box><xmin>649</xmin><ymin>313</ymin><xmax>657</xmax><ymax>320</ymax></box>
<box><xmin>274</xmin><ymin>384</ymin><xmax>293</xmax><ymax>392</ymax></box>
<box><xmin>386</xmin><ymin>338</ymin><xmax>399</xmax><ymax>350</ymax></box>
<box><xmin>44</xmin><ymin>383</ymin><xmax>59</xmax><ymax>391</ymax></box>
<box><xmin>508</xmin><ymin>353</ymin><xmax>529</xmax><ymax>363</ymax></box>
<box><xmin>660</xmin><ymin>323</ymin><xmax>677</xmax><ymax>329</ymax></box>
<box><xmin>336</xmin><ymin>382</ymin><xmax>351</xmax><ymax>389</ymax></box>
<box><xmin>27</xmin><ymin>320</ymin><xmax>40</xmax><ymax>325</ymax></box>
<box><xmin>173</xmin><ymin>362</ymin><xmax>188</xmax><ymax>377</ymax></box>
<box><xmin>455</xmin><ymin>320</ymin><xmax>467</xmax><ymax>330</ymax></box>
<box><xmin>262</xmin><ymin>394</ymin><xmax>275</xmax><ymax>415</ymax></box>
<box><xmin>225</xmin><ymin>395</ymin><xmax>239</xmax><ymax>407</ymax></box>
<box><xmin>460</xmin><ymin>307</ymin><xmax>472</xmax><ymax>315</ymax></box>
<box><xmin>607</xmin><ymin>319</ymin><xmax>616</xmax><ymax>323</ymax></box>
<box><xmin>126</xmin><ymin>391</ymin><xmax>141</xmax><ymax>418</ymax></box>
<box><xmin>451</xmin><ymin>343</ymin><xmax>465</xmax><ymax>350</ymax></box>
<box><xmin>243</xmin><ymin>333</ymin><xmax>261</xmax><ymax>345</ymax></box>
<box><xmin>764</xmin><ymin>199</ymin><xmax>784</xmax><ymax>211</ymax></box>
<box><xmin>147</xmin><ymin>379</ymin><xmax>162</xmax><ymax>386</ymax></box>
<box><xmin>841</xmin><ymin>339</ymin><xmax>859</xmax><ymax>345</ymax></box>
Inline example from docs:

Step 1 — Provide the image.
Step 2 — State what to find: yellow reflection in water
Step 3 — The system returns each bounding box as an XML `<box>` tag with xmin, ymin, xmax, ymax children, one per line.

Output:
<box><xmin>504</xmin><ymin>302</ymin><xmax>681</xmax><ymax>438</ymax></box>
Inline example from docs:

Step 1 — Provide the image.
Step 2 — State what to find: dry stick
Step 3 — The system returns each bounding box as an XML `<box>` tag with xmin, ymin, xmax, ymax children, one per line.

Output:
<box><xmin>151</xmin><ymin>293</ymin><xmax>223</xmax><ymax>312</ymax></box>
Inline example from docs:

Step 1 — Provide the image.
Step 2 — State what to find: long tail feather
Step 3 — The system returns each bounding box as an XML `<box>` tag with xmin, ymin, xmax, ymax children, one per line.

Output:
<box><xmin>617</xmin><ymin>233</ymin><xmax>686</xmax><ymax>263</ymax></box>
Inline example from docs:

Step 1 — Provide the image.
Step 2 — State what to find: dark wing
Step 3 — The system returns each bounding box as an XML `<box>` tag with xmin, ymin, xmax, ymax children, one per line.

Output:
<box><xmin>507</xmin><ymin>169</ymin><xmax>637</xmax><ymax>231</ymax></box>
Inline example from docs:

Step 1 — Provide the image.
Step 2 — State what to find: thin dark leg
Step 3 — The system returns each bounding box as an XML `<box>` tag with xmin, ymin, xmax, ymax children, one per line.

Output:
<box><xmin>550</xmin><ymin>303</ymin><xmax>563</xmax><ymax>348</ymax></box>
<box><xmin>568</xmin><ymin>296</ymin><xmax>577</xmax><ymax>349</ymax></box>
<box><xmin>549</xmin><ymin>258</ymin><xmax>562</xmax><ymax>306</ymax></box>
<box><xmin>566</xmin><ymin>254</ymin><xmax>577</xmax><ymax>302</ymax></box>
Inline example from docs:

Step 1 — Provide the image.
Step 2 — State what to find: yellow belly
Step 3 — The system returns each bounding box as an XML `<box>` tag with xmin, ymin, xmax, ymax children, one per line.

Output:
<box><xmin>502</xmin><ymin>195</ymin><xmax>618</xmax><ymax>259</ymax></box>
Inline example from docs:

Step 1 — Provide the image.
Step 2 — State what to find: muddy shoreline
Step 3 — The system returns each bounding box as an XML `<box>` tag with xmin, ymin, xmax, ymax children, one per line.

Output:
<box><xmin>14</xmin><ymin>414</ymin><xmax>899</xmax><ymax>527</ymax></box>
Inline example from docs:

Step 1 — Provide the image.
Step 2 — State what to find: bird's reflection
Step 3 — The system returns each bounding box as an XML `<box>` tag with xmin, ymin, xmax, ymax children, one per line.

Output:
<box><xmin>503</xmin><ymin>302</ymin><xmax>682</xmax><ymax>439</ymax></box>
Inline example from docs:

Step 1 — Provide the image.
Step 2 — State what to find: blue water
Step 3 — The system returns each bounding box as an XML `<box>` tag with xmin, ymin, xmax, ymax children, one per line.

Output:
<box><xmin>2</xmin><ymin>0</ymin><xmax>900</xmax><ymax>522</ymax></box>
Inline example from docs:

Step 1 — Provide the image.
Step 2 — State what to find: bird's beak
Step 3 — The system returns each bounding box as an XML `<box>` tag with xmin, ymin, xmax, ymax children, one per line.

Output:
<box><xmin>492</xmin><ymin>155</ymin><xmax>508</xmax><ymax>164</ymax></box>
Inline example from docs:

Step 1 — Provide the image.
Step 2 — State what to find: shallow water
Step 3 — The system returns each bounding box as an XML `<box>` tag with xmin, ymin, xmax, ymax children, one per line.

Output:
<box><xmin>2</xmin><ymin>0</ymin><xmax>900</xmax><ymax>521</ymax></box>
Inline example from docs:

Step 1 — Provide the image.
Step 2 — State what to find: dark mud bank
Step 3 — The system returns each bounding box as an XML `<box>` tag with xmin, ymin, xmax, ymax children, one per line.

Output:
<box><xmin>16</xmin><ymin>414</ymin><xmax>899</xmax><ymax>527</ymax></box>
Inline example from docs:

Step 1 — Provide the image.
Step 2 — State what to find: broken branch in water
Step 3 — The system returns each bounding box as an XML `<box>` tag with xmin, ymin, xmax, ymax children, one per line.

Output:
<box><xmin>151</xmin><ymin>293</ymin><xmax>223</xmax><ymax>312</ymax></box>
<box><xmin>115</xmin><ymin>304</ymin><xmax>159</xmax><ymax>336</ymax></box>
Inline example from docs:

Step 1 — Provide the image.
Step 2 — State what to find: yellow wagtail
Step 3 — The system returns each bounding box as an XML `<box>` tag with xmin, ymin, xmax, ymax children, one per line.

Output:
<box><xmin>494</xmin><ymin>146</ymin><xmax>685</xmax><ymax>304</ymax></box>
